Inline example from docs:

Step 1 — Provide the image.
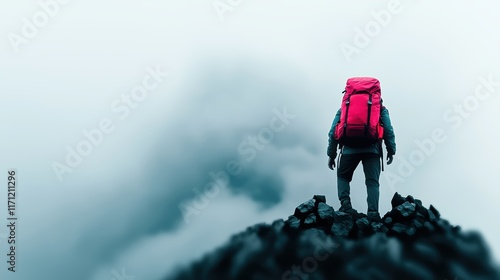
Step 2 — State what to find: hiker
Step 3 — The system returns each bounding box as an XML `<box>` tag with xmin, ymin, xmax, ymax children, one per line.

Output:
<box><xmin>327</xmin><ymin>77</ymin><xmax>396</xmax><ymax>221</ymax></box>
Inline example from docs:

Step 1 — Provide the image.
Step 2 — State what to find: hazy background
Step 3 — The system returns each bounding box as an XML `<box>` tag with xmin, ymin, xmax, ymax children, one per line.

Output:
<box><xmin>0</xmin><ymin>1</ymin><xmax>499</xmax><ymax>279</ymax></box>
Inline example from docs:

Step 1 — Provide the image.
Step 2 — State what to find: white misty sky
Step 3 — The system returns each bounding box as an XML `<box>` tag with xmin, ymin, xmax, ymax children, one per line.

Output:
<box><xmin>0</xmin><ymin>1</ymin><xmax>499</xmax><ymax>280</ymax></box>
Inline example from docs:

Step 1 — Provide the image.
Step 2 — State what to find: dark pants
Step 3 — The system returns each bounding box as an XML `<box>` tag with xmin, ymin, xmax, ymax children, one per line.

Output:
<box><xmin>337</xmin><ymin>153</ymin><xmax>381</xmax><ymax>213</ymax></box>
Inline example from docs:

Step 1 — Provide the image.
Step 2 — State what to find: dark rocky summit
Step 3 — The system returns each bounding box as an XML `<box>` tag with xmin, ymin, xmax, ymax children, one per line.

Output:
<box><xmin>168</xmin><ymin>193</ymin><xmax>500</xmax><ymax>280</ymax></box>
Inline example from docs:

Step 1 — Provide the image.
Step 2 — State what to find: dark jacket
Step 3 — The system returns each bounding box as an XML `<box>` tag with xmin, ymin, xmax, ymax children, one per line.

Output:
<box><xmin>327</xmin><ymin>107</ymin><xmax>396</xmax><ymax>157</ymax></box>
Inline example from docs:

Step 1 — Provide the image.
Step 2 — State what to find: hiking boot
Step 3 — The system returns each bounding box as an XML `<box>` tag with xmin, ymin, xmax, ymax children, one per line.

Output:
<box><xmin>367</xmin><ymin>211</ymin><xmax>382</xmax><ymax>223</ymax></box>
<box><xmin>339</xmin><ymin>200</ymin><xmax>357</xmax><ymax>214</ymax></box>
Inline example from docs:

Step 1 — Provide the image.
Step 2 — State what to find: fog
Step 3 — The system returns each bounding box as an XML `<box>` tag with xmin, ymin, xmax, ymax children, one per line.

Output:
<box><xmin>0</xmin><ymin>1</ymin><xmax>499</xmax><ymax>279</ymax></box>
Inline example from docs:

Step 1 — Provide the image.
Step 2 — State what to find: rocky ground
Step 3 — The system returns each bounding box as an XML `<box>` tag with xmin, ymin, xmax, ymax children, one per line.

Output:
<box><xmin>168</xmin><ymin>193</ymin><xmax>500</xmax><ymax>280</ymax></box>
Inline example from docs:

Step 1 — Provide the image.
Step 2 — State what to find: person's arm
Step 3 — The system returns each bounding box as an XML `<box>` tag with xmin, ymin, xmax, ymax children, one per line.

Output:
<box><xmin>381</xmin><ymin>107</ymin><xmax>396</xmax><ymax>155</ymax></box>
<box><xmin>327</xmin><ymin>109</ymin><xmax>342</xmax><ymax>157</ymax></box>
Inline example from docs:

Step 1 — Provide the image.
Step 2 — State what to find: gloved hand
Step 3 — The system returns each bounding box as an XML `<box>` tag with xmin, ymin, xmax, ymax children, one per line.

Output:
<box><xmin>328</xmin><ymin>155</ymin><xmax>336</xmax><ymax>170</ymax></box>
<box><xmin>387</xmin><ymin>154</ymin><xmax>394</xmax><ymax>165</ymax></box>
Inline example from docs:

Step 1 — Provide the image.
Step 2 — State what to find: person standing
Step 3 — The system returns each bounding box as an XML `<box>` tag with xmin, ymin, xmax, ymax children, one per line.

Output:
<box><xmin>327</xmin><ymin>77</ymin><xmax>396</xmax><ymax>221</ymax></box>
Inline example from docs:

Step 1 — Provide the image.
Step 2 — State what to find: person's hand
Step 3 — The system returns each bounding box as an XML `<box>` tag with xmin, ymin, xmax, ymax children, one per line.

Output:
<box><xmin>387</xmin><ymin>154</ymin><xmax>394</xmax><ymax>165</ymax></box>
<box><xmin>328</xmin><ymin>156</ymin><xmax>336</xmax><ymax>170</ymax></box>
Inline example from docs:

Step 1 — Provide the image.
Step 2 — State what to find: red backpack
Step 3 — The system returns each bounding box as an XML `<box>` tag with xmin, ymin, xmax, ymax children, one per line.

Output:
<box><xmin>334</xmin><ymin>77</ymin><xmax>384</xmax><ymax>147</ymax></box>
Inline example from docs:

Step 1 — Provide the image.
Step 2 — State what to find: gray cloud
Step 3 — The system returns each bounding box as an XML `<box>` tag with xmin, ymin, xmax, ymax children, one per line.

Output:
<box><xmin>19</xmin><ymin>57</ymin><xmax>320</xmax><ymax>280</ymax></box>
<box><xmin>2</xmin><ymin>2</ymin><xmax>500</xmax><ymax>280</ymax></box>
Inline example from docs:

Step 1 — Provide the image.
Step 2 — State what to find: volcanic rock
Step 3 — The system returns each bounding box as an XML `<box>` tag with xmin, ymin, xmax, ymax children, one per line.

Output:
<box><xmin>169</xmin><ymin>193</ymin><xmax>500</xmax><ymax>280</ymax></box>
